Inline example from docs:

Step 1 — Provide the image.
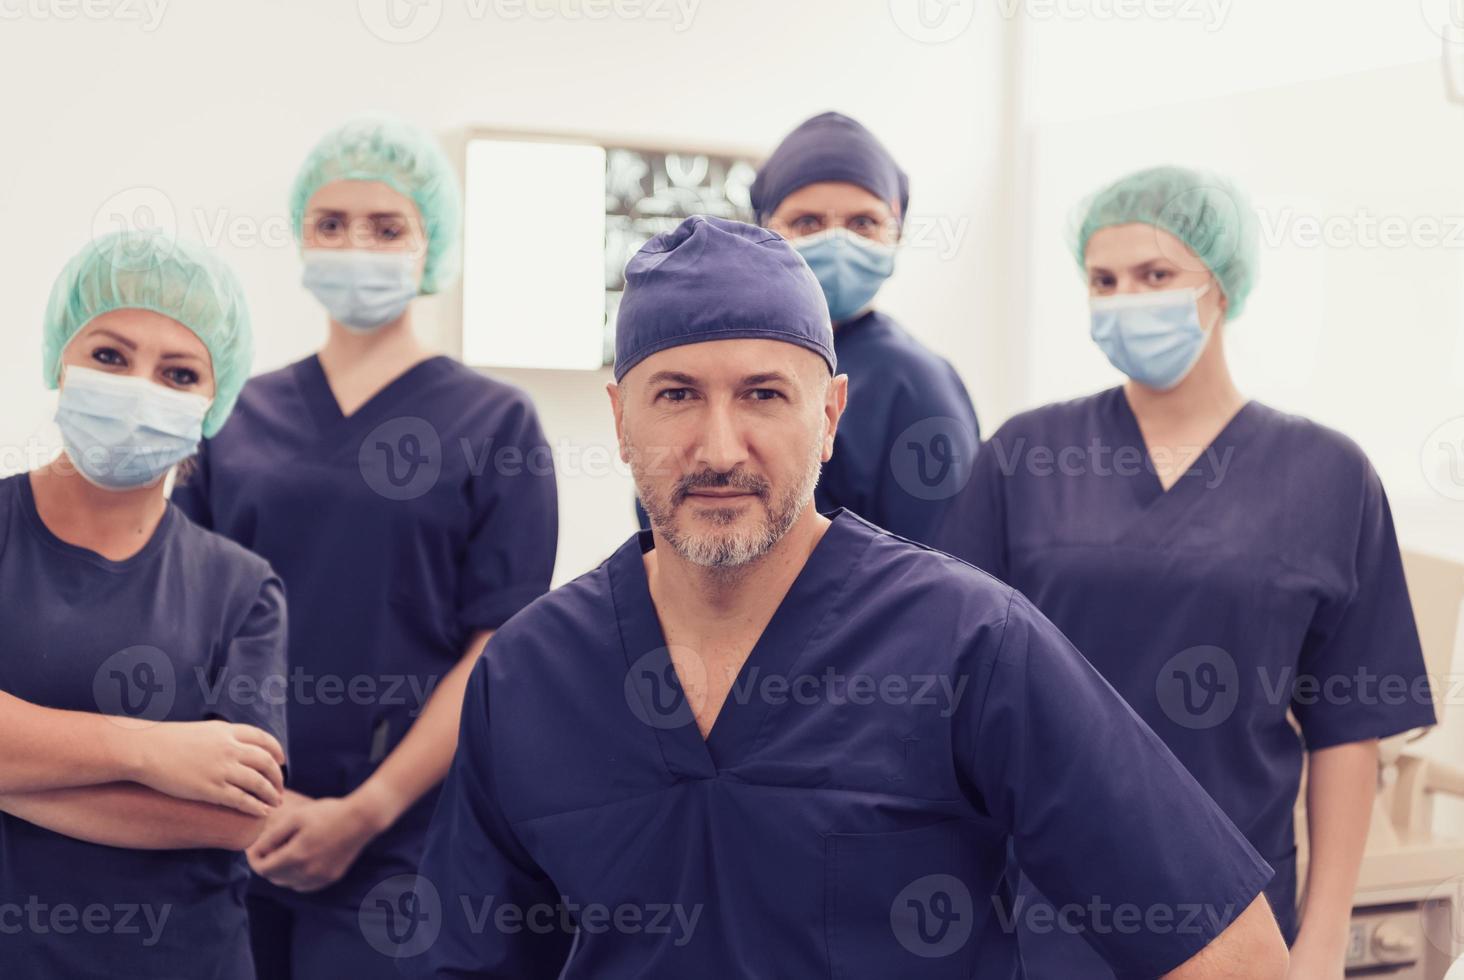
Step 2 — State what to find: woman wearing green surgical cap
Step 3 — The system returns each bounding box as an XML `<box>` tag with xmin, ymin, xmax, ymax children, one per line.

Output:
<box><xmin>0</xmin><ymin>230</ymin><xmax>290</xmax><ymax>977</ymax></box>
<box><xmin>937</xmin><ymin>166</ymin><xmax>1432</xmax><ymax>977</ymax></box>
<box><xmin>171</xmin><ymin>116</ymin><xmax>559</xmax><ymax>978</ymax></box>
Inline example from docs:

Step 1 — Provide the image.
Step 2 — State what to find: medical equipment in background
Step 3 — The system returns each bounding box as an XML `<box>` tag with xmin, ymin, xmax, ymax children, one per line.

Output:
<box><xmin>1296</xmin><ymin>549</ymin><xmax>1464</xmax><ymax>977</ymax></box>
<box><xmin>437</xmin><ymin>127</ymin><xmax>761</xmax><ymax>372</ymax></box>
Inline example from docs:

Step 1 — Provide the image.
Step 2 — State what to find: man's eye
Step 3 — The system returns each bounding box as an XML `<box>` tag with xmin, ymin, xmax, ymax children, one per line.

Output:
<box><xmin>792</xmin><ymin>216</ymin><xmax>822</xmax><ymax>234</ymax></box>
<box><xmin>317</xmin><ymin>217</ymin><xmax>344</xmax><ymax>235</ymax></box>
<box><xmin>749</xmin><ymin>389</ymin><xmax>782</xmax><ymax>401</ymax></box>
<box><xmin>658</xmin><ymin>388</ymin><xmax>693</xmax><ymax>402</ymax></box>
<box><xmin>376</xmin><ymin>221</ymin><xmax>405</xmax><ymax>242</ymax></box>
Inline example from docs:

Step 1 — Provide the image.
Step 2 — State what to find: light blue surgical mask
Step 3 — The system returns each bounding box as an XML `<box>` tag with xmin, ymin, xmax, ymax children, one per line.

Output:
<box><xmin>1089</xmin><ymin>283</ymin><xmax>1216</xmax><ymax>391</ymax></box>
<box><xmin>792</xmin><ymin>228</ymin><xmax>897</xmax><ymax>323</ymax></box>
<box><xmin>302</xmin><ymin>249</ymin><xmax>419</xmax><ymax>332</ymax></box>
<box><xmin>55</xmin><ymin>366</ymin><xmax>211</xmax><ymax>491</ymax></box>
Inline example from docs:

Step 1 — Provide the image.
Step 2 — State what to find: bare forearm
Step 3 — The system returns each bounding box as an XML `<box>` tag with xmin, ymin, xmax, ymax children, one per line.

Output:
<box><xmin>1163</xmin><ymin>894</ymin><xmax>1288</xmax><ymax>978</ymax></box>
<box><xmin>351</xmin><ymin>630</ymin><xmax>493</xmax><ymax>832</ymax></box>
<box><xmin>0</xmin><ymin>783</ymin><xmax>265</xmax><ymax>850</ymax></box>
<box><xmin>1296</xmin><ymin>740</ymin><xmax>1377</xmax><ymax>952</ymax></box>
<box><xmin>0</xmin><ymin>692</ymin><xmax>162</xmax><ymax>792</ymax></box>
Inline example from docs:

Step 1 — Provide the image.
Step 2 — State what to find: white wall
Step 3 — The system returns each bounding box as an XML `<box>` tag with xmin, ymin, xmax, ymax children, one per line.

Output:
<box><xmin>0</xmin><ymin>0</ymin><xmax>1015</xmax><ymax>584</ymax></box>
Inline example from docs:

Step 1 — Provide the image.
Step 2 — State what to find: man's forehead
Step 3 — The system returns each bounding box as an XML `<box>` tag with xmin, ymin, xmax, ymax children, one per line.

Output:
<box><xmin>626</xmin><ymin>338</ymin><xmax>828</xmax><ymax>386</ymax></box>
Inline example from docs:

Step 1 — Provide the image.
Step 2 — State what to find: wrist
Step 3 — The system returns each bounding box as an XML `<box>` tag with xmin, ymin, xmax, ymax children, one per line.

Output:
<box><xmin>1293</xmin><ymin>918</ymin><xmax>1350</xmax><ymax>960</ymax></box>
<box><xmin>112</xmin><ymin>721</ymin><xmax>153</xmax><ymax>784</ymax></box>
<box><xmin>347</xmin><ymin>780</ymin><xmax>403</xmax><ymax>836</ymax></box>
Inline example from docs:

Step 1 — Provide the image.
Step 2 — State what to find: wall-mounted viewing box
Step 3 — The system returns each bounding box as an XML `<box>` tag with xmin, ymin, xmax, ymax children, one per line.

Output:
<box><xmin>447</xmin><ymin>129</ymin><xmax>761</xmax><ymax>372</ymax></box>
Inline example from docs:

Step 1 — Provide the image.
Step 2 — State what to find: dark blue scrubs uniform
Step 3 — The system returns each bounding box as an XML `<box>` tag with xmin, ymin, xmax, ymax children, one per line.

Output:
<box><xmin>637</xmin><ymin>310</ymin><xmax>979</xmax><ymax>546</ymax></box>
<box><xmin>934</xmin><ymin>386</ymin><xmax>1436</xmax><ymax>974</ymax></box>
<box><xmin>815</xmin><ymin>310</ymin><xmax>979</xmax><ymax>544</ymax></box>
<box><xmin>406</xmin><ymin>509</ymin><xmax>1272</xmax><ymax>978</ymax></box>
<box><xmin>0</xmin><ymin>472</ymin><xmax>288</xmax><ymax>979</ymax></box>
<box><xmin>171</xmin><ymin>354</ymin><xmax>558</xmax><ymax>978</ymax></box>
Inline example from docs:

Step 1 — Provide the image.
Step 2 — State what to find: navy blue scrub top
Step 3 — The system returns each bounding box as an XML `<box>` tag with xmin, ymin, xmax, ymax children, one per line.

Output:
<box><xmin>934</xmin><ymin>386</ymin><xmax>1435</xmax><ymax>961</ymax></box>
<box><xmin>0</xmin><ymin>472</ymin><xmax>287</xmax><ymax>979</ymax></box>
<box><xmin>407</xmin><ymin>509</ymin><xmax>1272</xmax><ymax>979</ymax></box>
<box><xmin>171</xmin><ymin>354</ymin><xmax>558</xmax><ymax>905</ymax></box>
<box><xmin>637</xmin><ymin>311</ymin><xmax>979</xmax><ymax>547</ymax></box>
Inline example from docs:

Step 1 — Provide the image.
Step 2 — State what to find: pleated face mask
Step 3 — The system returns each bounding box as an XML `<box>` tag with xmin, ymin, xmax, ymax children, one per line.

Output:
<box><xmin>793</xmin><ymin>228</ymin><xmax>896</xmax><ymax>324</ymax></box>
<box><xmin>1089</xmin><ymin>283</ymin><xmax>1214</xmax><ymax>391</ymax></box>
<box><xmin>301</xmin><ymin>249</ymin><xmax>420</xmax><ymax>332</ymax></box>
<box><xmin>55</xmin><ymin>365</ymin><xmax>210</xmax><ymax>490</ymax></box>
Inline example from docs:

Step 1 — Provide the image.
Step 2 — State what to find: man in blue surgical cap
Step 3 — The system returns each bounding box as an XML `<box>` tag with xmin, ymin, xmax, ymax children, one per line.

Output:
<box><xmin>406</xmin><ymin>216</ymin><xmax>1289</xmax><ymax>979</ymax></box>
<box><xmin>755</xmin><ymin>111</ymin><xmax>980</xmax><ymax>545</ymax></box>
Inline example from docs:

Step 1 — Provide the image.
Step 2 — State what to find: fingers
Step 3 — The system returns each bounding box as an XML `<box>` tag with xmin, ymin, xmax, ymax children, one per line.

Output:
<box><xmin>232</xmin><ymin>724</ymin><xmax>286</xmax><ymax>766</ymax></box>
<box><xmin>249</xmin><ymin>809</ymin><xmax>304</xmax><ymax>865</ymax></box>
<box><xmin>229</xmin><ymin>764</ymin><xmax>283</xmax><ymax>810</ymax></box>
<box><xmin>224</xmin><ymin>785</ymin><xmax>273</xmax><ymax>820</ymax></box>
<box><xmin>235</xmin><ymin>744</ymin><xmax>285</xmax><ymax>797</ymax></box>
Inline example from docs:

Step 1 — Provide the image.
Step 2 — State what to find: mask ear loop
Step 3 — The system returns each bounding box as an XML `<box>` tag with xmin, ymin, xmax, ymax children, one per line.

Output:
<box><xmin>1193</xmin><ymin>278</ymin><xmax>1225</xmax><ymax>334</ymax></box>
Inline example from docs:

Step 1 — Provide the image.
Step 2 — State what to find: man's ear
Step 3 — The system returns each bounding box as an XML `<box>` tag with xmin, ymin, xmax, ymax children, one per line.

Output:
<box><xmin>607</xmin><ymin>381</ymin><xmax>630</xmax><ymax>463</ymax></box>
<box><xmin>823</xmin><ymin>373</ymin><xmax>849</xmax><ymax>462</ymax></box>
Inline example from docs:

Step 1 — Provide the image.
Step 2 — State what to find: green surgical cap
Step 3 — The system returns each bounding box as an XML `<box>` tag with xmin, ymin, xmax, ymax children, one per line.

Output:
<box><xmin>1071</xmin><ymin>165</ymin><xmax>1260</xmax><ymax>320</ymax></box>
<box><xmin>290</xmin><ymin>115</ymin><xmax>462</xmax><ymax>295</ymax></box>
<box><xmin>42</xmin><ymin>230</ymin><xmax>253</xmax><ymax>438</ymax></box>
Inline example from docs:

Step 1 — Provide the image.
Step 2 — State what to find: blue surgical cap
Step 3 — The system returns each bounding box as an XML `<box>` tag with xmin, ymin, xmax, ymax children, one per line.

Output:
<box><xmin>42</xmin><ymin>230</ymin><xmax>254</xmax><ymax>437</ymax></box>
<box><xmin>750</xmin><ymin>112</ymin><xmax>910</xmax><ymax>225</ymax></box>
<box><xmin>1072</xmin><ymin>165</ymin><xmax>1260</xmax><ymax>320</ymax></box>
<box><xmin>613</xmin><ymin>216</ymin><xmax>835</xmax><ymax>381</ymax></box>
<box><xmin>290</xmin><ymin>115</ymin><xmax>463</xmax><ymax>295</ymax></box>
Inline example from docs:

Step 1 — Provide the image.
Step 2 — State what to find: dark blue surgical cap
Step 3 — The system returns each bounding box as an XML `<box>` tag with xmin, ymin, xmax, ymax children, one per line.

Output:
<box><xmin>613</xmin><ymin>216</ymin><xmax>835</xmax><ymax>382</ymax></box>
<box><xmin>750</xmin><ymin>112</ymin><xmax>910</xmax><ymax>225</ymax></box>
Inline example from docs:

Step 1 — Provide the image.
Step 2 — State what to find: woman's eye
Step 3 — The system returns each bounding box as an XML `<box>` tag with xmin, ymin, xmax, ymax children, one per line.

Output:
<box><xmin>792</xmin><ymin>216</ymin><xmax>822</xmax><ymax>234</ymax></box>
<box><xmin>317</xmin><ymin>216</ymin><xmax>344</xmax><ymax>236</ymax></box>
<box><xmin>91</xmin><ymin>347</ymin><xmax>125</xmax><ymax>367</ymax></box>
<box><xmin>163</xmin><ymin>367</ymin><xmax>200</xmax><ymax>387</ymax></box>
<box><xmin>1146</xmin><ymin>269</ymin><xmax>1172</xmax><ymax>285</ymax></box>
<box><xmin>375</xmin><ymin>221</ymin><xmax>405</xmax><ymax>242</ymax></box>
<box><xmin>1090</xmin><ymin>275</ymin><xmax>1115</xmax><ymax>291</ymax></box>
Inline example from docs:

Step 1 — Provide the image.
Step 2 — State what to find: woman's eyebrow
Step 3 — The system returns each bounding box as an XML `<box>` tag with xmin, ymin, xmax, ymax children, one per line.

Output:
<box><xmin>87</xmin><ymin>328</ymin><xmax>137</xmax><ymax>351</ymax></box>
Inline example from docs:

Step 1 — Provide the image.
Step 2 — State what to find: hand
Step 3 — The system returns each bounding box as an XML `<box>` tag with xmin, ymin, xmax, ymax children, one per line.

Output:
<box><xmin>128</xmin><ymin>719</ymin><xmax>285</xmax><ymax>817</ymax></box>
<box><xmin>246</xmin><ymin>790</ymin><xmax>385</xmax><ymax>893</ymax></box>
<box><xmin>1287</xmin><ymin>934</ymin><xmax>1346</xmax><ymax>979</ymax></box>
